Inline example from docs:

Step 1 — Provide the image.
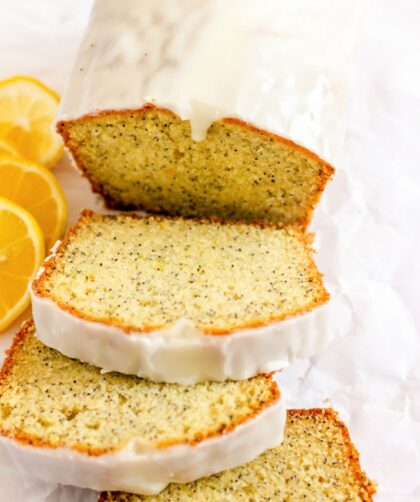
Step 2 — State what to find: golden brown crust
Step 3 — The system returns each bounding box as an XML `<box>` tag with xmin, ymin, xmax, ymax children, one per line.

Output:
<box><xmin>221</xmin><ymin>116</ymin><xmax>334</xmax><ymax>229</ymax></box>
<box><xmin>288</xmin><ymin>409</ymin><xmax>376</xmax><ymax>501</ymax></box>
<box><xmin>0</xmin><ymin>319</ymin><xmax>33</xmax><ymax>389</ymax></box>
<box><xmin>31</xmin><ymin>209</ymin><xmax>330</xmax><ymax>337</ymax></box>
<box><xmin>0</xmin><ymin>321</ymin><xmax>280</xmax><ymax>456</ymax></box>
<box><xmin>98</xmin><ymin>409</ymin><xmax>376</xmax><ymax>502</ymax></box>
<box><xmin>56</xmin><ymin>104</ymin><xmax>334</xmax><ymax>230</ymax></box>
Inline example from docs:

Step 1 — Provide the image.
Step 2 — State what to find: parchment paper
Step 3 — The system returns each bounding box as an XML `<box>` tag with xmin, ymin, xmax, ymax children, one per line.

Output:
<box><xmin>0</xmin><ymin>0</ymin><xmax>419</xmax><ymax>500</ymax></box>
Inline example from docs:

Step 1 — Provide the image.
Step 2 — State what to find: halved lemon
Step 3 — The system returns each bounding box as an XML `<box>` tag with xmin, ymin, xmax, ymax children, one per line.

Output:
<box><xmin>0</xmin><ymin>75</ymin><xmax>63</xmax><ymax>168</ymax></box>
<box><xmin>0</xmin><ymin>138</ymin><xmax>20</xmax><ymax>157</ymax></box>
<box><xmin>0</xmin><ymin>196</ymin><xmax>45</xmax><ymax>332</ymax></box>
<box><xmin>0</xmin><ymin>155</ymin><xmax>67</xmax><ymax>252</ymax></box>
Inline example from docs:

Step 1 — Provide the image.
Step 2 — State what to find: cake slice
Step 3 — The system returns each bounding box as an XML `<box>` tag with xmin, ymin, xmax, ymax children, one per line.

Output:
<box><xmin>31</xmin><ymin>210</ymin><xmax>331</xmax><ymax>384</ymax></box>
<box><xmin>99</xmin><ymin>409</ymin><xmax>376</xmax><ymax>501</ymax></box>
<box><xmin>0</xmin><ymin>321</ymin><xmax>285</xmax><ymax>494</ymax></box>
<box><xmin>53</xmin><ymin>0</ymin><xmax>368</xmax><ymax>227</ymax></box>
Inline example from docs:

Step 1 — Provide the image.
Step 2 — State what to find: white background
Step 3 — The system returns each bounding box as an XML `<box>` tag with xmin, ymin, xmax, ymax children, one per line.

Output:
<box><xmin>0</xmin><ymin>0</ymin><xmax>419</xmax><ymax>500</ymax></box>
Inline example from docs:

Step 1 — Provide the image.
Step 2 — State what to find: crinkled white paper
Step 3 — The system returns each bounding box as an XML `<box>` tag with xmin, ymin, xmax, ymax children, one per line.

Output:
<box><xmin>0</xmin><ymin>0</ymin><xmax>419</xmax><ymax>500</ymax></box>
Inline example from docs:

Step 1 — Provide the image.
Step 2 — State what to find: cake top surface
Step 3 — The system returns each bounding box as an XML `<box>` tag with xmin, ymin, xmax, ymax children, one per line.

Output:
<box><xmin>32</xmin><ymin>210</ymin><xmax>329</xmax><ymax>335</ymax></box>
<box><xmin>58</xmin><ymin>0</ymin><xmax>363</xmax><ymax>160</ymax></box>
<box><xmin>0</xmin><ymin>321</ymin><xmax>279</xmax><ymax>455</ymax></box>
<box><xmin>100</xmin><ymin>408</ymin><xmax>376</xmax><ymax>501</ymax></box>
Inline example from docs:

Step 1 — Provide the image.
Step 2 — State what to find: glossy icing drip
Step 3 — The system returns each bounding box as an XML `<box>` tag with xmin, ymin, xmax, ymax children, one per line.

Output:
<box><xmin>58</xmin><ymin>0</ymin><xmax>363</xmax><ymax>161</ymax></box>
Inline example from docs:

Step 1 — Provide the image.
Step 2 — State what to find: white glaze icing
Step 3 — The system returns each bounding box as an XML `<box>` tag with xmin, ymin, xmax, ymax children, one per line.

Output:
<box><xmin>0</xmin><ymin>386</ymin><xmax>285</xmax><ymax>494</ymax></box>
<box><xmin>57</xmin><ymin>0</ymin><xmax>363</xmax><ymax>162</ymax></box>
<box><xmin>31</xmin><ymin>284</ymin><xmax>333</xmax><ymax>384</ymax></box>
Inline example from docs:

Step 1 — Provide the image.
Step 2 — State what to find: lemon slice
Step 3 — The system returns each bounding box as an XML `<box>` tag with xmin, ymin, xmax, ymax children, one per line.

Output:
<box><xmin>0</xmin><ymin>138</ymin><xmax>20</xmax><ymax>157</ymax></box>
<box><xmin>0</xmin><ymin>155</ymin><xmax>67</xmax><ymax>252</ymax></box>
<box><xmin>0</xmin><ymin>75</ymin><xmax>63</xmax><ymax>168</ymax></box>
<box><xmin>0</xmin><ymin>196</ymin><xmax>45</xmax><ymax>332</ymax></box>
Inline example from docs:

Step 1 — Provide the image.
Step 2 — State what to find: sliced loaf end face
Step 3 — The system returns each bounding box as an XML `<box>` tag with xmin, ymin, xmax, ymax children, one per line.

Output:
<box><xmin>99</xmin><ymin>408</ymin><xmax>376</xmax><ymax>502</ymax></box>
<box><xmin>57</xmin><ymin>106</ymin><xmax>334</xmax><ymax>229</ymax></box>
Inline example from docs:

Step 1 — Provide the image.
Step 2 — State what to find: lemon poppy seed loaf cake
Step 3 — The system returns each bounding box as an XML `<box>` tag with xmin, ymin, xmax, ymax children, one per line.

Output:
<box><xmin>100</xmin><ymin>409</ymin><xmax>376</xmax><ymax>502</ymax></box>
<box><xmin>56</xmin><ymin>0</ymin><xmax>362</xmax><ymax>226</ymax></box>
<box><xmin>31</xmin><ymin>210</ymin><xmax>331</xmax><ymax>384</ymax></box>
<box><xmin>0</xmin><ymin>321</ymin><xmax>285</xmax><ymax>494</ymax></box>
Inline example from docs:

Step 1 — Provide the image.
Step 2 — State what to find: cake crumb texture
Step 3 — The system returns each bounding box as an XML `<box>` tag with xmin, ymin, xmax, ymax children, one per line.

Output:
<box><xmin>0</xmin><ymin>322</ymin><xmax>278</xmax><ymax>454</ymax></box>
<box><xmin>33</xmin><ymin>211</ymin><xmax>329</xmax><ymax>334</ymax></box>
<box><xmin>100</xmin><ymin>409</ymin><xmax>376</xmax><ymax>501</ymax></box>
<box><xmin>58</xmin><ymin>107</ymin><xmax>333</xmax><ymax>228</ymax></box>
